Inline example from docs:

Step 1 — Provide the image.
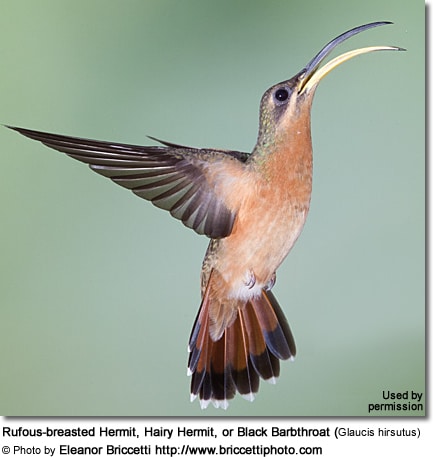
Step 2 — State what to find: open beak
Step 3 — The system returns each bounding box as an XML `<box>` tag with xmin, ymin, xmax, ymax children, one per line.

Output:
<box><xmin>298</xmin><ymin>21</ymin><xmax>405</xmax><ymax>94</ymax></box>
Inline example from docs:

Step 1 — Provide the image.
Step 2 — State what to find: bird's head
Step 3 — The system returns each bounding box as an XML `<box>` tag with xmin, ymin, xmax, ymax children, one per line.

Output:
<box><xmin>255</xmin><ymin>21</ymin><xmax>404</xmax><ymax>151</ymax></box>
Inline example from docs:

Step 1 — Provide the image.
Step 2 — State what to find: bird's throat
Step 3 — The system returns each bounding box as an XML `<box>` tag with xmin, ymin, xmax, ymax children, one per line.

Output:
<box><xmin>251</xmin><ymin>107</ymin><xmax>313</xmax><ymax>188</ymax></box>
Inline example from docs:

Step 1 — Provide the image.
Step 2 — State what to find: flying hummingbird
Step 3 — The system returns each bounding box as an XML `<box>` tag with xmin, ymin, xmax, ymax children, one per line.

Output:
<box><xmin>7</xmin><ymin>21</ymin><xmax>403</xmax><ymax>409</ymax></box>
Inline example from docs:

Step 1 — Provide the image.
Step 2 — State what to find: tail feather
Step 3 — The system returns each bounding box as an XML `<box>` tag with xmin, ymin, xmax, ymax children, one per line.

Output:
<box><xmin>208</xmin><ymin>336</ymin><xmax>236</xmax><ymax>407</ymax></box>
<box><xmin>254</xmin><ymin>289</ymin><xmax>296</xmax><ymax>360</ymax></box>
<box><xmin>188</xmin><ymin>274</ymin><xmax>296</xmax><ymax>409</ymax></box>
<box><xmin>241</xmin><ymin>300</ymin><xmax>281</xmax><ymax>381</ymax></box>
<box><xmin>229</xmin><ymin>317</ymin><xmax>260</xmax><ymax>399</ymax></box>
<box><xmin>188</xmin><ymin>283</ymin><xmax>211</xmax><ymax>375</ymax></box>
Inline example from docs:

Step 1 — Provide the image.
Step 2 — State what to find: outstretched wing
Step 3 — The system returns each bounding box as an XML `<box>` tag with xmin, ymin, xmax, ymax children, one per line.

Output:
<box><xmin>8</xmin><ymin>126</ymin><xmax>250</xmax><ymax>238</ymax></box>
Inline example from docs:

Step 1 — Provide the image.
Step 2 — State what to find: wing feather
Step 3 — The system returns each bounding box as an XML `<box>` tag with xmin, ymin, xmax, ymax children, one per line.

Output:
<box><xmin>8</xmin><ymin>126</ymin><xmax>250</xmax><ymax>238</ymax></box>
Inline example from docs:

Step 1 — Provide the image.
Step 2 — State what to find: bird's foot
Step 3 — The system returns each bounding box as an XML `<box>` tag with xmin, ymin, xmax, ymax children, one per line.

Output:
<box><xmin>244</xmin><ymin>270</ymin><xmax>256</xmax><ymax>289</ymax></box>
<box><xmin>265</xmin><ymin>272</ymin><xmax>276</xmax><ymax>291</ymax></box>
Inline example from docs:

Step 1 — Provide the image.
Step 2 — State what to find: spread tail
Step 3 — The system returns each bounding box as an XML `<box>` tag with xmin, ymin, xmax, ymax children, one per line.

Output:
<box><xmin>188</xmin><ymin>275</ymin><xmax>296</xmax><ymax>409</ymax></box>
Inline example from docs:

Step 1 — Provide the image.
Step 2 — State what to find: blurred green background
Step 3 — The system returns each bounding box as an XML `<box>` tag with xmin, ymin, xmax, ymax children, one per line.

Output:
<box><xmin>0</xmin><ymin>0</ymin><xmax>424</xmax><ymax>416</ymax></box>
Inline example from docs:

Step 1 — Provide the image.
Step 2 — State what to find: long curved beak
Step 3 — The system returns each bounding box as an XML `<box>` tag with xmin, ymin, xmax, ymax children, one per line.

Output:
<box><xmin>298</xmin><ymin>21</ymin><xmax>405</xmax><ymax>94</ymax></box>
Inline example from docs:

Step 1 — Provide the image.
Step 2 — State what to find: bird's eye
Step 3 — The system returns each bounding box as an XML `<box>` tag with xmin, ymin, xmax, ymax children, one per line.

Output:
<box><xmin>274</xmin><ymin>88</ymin><xmax>289</xmax><ymax>103</ymax></box>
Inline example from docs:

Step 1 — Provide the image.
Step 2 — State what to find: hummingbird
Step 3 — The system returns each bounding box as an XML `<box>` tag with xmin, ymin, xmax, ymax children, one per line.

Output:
<box><xmin>7</xmin><ymin>21</ymin><xmax>403</xmax><ymax>409</ymax></box>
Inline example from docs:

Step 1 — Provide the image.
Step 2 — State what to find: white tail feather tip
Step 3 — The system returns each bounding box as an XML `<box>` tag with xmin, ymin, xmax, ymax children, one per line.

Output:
<box><xmin>199</xmin><ymin>399</ymin><xmax>211</xmax><ymax>409</ymax></box>
<box><xmin>212</xmin><ymin>399</ymin><xmax>229</xmax><ymax>410</ymax></box>
<box><xmin>241</xmin><ymin>393</ymin><xmax>255</xmax><ymax>402</ymax></box>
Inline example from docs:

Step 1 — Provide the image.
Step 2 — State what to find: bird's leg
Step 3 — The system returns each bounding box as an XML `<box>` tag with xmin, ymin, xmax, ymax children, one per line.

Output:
<box><xmin>265</xmin><ymin>272</ymin><xmax>276</xmax><ymax>291</ymax></box>
<box><xmin>244</xmin><ymin>270</ymin><xmax>256</xmax><ymax>289</ymax></box>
